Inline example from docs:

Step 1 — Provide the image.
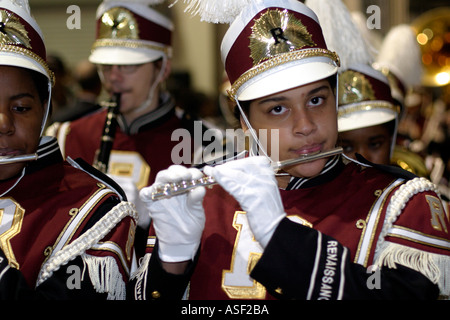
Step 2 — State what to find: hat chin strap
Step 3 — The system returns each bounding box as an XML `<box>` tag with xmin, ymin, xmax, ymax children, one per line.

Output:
<box><xmin>390</xmin><ymin>116</ymin><xmax>399</xmax><ymax>158</ymax></box>
<box><xmin>40</xmin><ymin>82</ymin><xmax>53</xmax><ymax>136</ymax></box>
<box><xmin>130</xmin><ymin>56</ymin><xmax>168</xmax><ymax>116</ymax></box>
<box><xmin>235</xmin><ymin>97</ymin><xmax>272</xmax><ymax>160</ymax></box>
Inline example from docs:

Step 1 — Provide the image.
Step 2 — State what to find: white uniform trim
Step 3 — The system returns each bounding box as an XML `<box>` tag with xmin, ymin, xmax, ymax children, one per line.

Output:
<box><xmin>355</xmin><ymin>178</ymin><xmax>404</xmax><ymax>266</ymax></box>
<box><xmin>36</xmin><ymin>201</ymin><xmax>138</xmax><ymax>287</ymax></box>
<box><xmin>373</xmin><ymin>177</ymin><xmax>449</xmax><ymax>297</ymax></box>
<box><xmin>376</xmin><ymin>177</ymin><xmax>440</xmax><ymax>253</ymax></box>
<box><xmin>90</xmin><ymin>241</ymin><xmax>131</xmax><ymax>276</ymax></box>
<box><xmin>306</xmin><ymin>232</ymin><xmax>322</xmax><ymax>300</ymax></box>
<box><xmin>387</xmin><ymin>226</ymin><xmax>450</xmax><ymax>250</ymax></box>
<box><xmin>50</xmin><ymin>188</ymin><xmax>116</xmax><ymax>257</ymax></box>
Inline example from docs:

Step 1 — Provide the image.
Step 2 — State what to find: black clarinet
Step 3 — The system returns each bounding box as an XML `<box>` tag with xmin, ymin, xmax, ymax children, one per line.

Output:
<box><xmin>93</xmin><ymin>92</ymin><xmax>121</xmax><ymax>173</ymax></box>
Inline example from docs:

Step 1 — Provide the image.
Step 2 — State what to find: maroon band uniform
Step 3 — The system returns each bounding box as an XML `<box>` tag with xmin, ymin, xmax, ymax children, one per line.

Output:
<box><xmin>0</xmin><ymin>138</ymin><xmax>137</xmax><ymax>299</ymax></box>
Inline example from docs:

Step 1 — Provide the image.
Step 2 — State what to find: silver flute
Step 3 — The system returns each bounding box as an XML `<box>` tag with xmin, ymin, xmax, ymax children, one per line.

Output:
<box><xmin>0</xmin><ymin>153</ymin><xmax>38</xmax><ymax>165</ymax></box>
<box><xmin>151</xmin><ymin>147</ymin><xmax>343</xmax><ymax>200</ymax></box>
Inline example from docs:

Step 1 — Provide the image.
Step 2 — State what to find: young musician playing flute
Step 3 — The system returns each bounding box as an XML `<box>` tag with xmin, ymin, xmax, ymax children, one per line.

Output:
<box><xmin>129</xmin><ymin>0</ymin><xmax>449</xmax><ymax>300</ymax></box>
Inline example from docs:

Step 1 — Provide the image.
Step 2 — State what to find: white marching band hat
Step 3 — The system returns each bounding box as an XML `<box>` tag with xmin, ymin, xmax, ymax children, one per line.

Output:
<box><xmin>177</xmin><ymin>0</ymin><xmax>340</xmax><ymax>103</ymax></box>
<box><xmin>337</xmin><ymin>63</ymin><xmax>399</xmax><ymax>132</ymax></box>
<box><xmin>89</xmin><ymin>0</ymin><xmax>173</xmax><ymax>65</ymax></box>
<box><xmin>0</xmin><ymin>0</ymin><xmax>54</xmax><ymax>134</ymax></box>
<box><xmin>305</xmin><ymin>0</ymin><xmax>399</xmax><ymax>133</ymax></box>
<box><xmin>374</xmin><ymin>24</ymin><xmax>423</xmax><ymax>107</ymax></box>
<box><xmin>220</xmin><ymin>0</ymin><xmax>340</xmax><ymax>102</ymax></box>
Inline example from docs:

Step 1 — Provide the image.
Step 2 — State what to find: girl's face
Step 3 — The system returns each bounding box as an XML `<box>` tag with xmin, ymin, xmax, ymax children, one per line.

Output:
<box><xmin>244</xmin><ymin>79</ymin><xmax>338</xmax><ymax>185</ymax></box>
<box><xmin>338</xmin><ymin>124</ymin><xmax>392</xmax><ymax>165</ymax></box>
<box><xmin>0</xmin><ymin>66</ymin><xmax>44</xmax><ymax>180</ymax></box>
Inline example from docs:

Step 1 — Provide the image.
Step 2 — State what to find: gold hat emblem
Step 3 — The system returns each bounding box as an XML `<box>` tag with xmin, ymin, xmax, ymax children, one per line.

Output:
<box><xmin>99</xmin><ymin>7</ymin><xmax>139</xmax><ymax>40</ymax></box>
<box><xmin>249</xmin><ymin>9</ymin><xmax>316</xmax><ymax>66</ymax></box>
<box><xmin>338</xmin><ymin>70</ymin><xmax>376</xmax><ymax>105</ymax></box>
<box><xmin>0</xmin><ymin>10</ymin><xmax>31</xmax><ymax>48</ymax></box>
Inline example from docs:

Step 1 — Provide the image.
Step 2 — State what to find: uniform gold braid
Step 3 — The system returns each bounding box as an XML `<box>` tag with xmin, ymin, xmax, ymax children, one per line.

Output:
<box><xmin>338</xmin><ymin>102</ymin><xmax>401</xmax><ymax>117</ymax></box>
<box><xmin>91</xmin><ymin>38</ymin><xmax>170</xmax><ymax>55</ymax></box>
<box><xmin>0</xmin><ymin>44</ymin><xmax>55</xmax><ymax>86</ymax></box>
<box><xmin>228</xmin><ymin>48</ymin><xmax>340</xmax><ymax>100</ymax></box>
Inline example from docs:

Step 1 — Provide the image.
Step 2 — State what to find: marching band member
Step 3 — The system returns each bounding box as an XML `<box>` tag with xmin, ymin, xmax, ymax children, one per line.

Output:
<box><xmin>0</xmin><ymin>0</ymin><xmax>137</xmax><ymax>299</ymax></box>
<box><xmin>307</xmin><ymin>0</ymin><xmax>425</xmax><ymax>172</ymax></box>
<box><xmin>129</xmin><ymin>0</ymin><xmax>449</xmax><ymax>300</ymax></box>
<box><xmin>47</xmin><ymin>0</ymin><xmax>223</xmax><ymax>256</ymax></box>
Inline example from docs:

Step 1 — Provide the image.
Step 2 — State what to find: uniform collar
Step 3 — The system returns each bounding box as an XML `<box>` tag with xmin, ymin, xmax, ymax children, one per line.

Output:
<box><xmin>117</xmin><ymin>92</ymin><xmax>176</xmax><ymax>135</ymax></box>
<box><xmin>25</xmin><ymin>136</ymin><xmax>63</xmax><ymax>174</ymax></box>
<box><xmin>285</xmin><ymin>155</ymin><xmax>345</xmax><ymax>190</ymax></box>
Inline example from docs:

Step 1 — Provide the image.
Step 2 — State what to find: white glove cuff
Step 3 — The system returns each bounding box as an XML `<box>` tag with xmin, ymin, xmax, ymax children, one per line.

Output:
<box><xmin>158</xmin><ymin>241</ymin><xmax>200</xmax><ymax>263</ymax></box>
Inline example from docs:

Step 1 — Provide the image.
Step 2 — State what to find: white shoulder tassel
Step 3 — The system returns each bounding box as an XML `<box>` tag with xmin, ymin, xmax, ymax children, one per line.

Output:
<box><xmin>376</xmin><ymin>177</ymin><xmax>440</xmax><ymax>252</ymax></box>
<box><xmin>373</xmin><ymin>177</ymin><xmax>449</xmax><ymax>298</ymax></box>
<box><xmin>36</xmin><ymin>201</ymin><xmax>138</xmax><ymax>287</ymax></box>
<box><xmin>374</xmin><ymin>241</ymin><xmax>449</xmax><ymax>299</ymax></box>
<box><xmin>82</xmin><ymin>254</ymin><xmax>126</xmax><ymax>300</ymax></box>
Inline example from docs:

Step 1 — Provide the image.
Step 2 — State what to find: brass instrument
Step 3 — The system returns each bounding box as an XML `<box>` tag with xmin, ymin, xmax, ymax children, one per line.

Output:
<box><xmin>412</xmin><ymin>8</ymin><xmax>450</xmax><ymax>87</ymax></box>
<box><xmin>93</xmin><ymin>93</ymin><xmax>121</xmax><ymax>173</ymax></box>
<box><xmin>391</xmin><ymin>146</ymin><xmax>429</xmax><ymax>178</ymax></box>
<box><xmin>0</xmin><ymin>153</ymin><xmax>38</xmax><ymax>164</ymax></box>
<box><xmin>151</xmin><ymin>147</ymin><xmax>343</xmax><ymax>200</ymax></box>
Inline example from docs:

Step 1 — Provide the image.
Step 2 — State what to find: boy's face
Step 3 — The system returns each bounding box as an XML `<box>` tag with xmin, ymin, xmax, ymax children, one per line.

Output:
<box><xmin>338</xmin><ymin>124</ymin><xmax>392</xmax><ymax>165</ymax></box>
<box><xmin>98</xmin><ymin>61</ymin><xmax>165</xmax><ymax>121</ymax></box>
<box><xmin>244</xmin><ymin>79</ymin><xmax>338</xmax><ymax>179</ymax></box>
<box><xmin>0</xmin><ymin>66</ymin><xmax>44</xmax><ymax>180</ymax></box>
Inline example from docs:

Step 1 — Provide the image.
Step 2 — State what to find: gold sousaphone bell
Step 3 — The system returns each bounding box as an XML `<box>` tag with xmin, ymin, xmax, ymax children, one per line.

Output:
<box><xmin>412</xmin><ymin>7</ymin><xmax>450</xmax><ymax>87</ymax></box>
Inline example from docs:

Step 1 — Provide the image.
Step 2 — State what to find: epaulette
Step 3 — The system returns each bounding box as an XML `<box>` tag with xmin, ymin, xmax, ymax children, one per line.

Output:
<box><xmin>66</xmin><ymin>157</ymin><xmax>127</xmax><ymax>201</ymax></box>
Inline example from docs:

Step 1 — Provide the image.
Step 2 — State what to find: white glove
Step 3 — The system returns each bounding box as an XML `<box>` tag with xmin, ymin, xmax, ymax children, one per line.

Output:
<box><xmin>139</xmin><ymin>165</ymin><xmax>206</xmax><ymax>262</ymax></box>
<box><xmin>109</xmin><ymin>175</ymin><xmax>150</xmax><ymax>229</ymax></box>
<box><xmin>204</xmin><ymin>156</ymin><xmax>286</xmax><ymax>248</ymax></box>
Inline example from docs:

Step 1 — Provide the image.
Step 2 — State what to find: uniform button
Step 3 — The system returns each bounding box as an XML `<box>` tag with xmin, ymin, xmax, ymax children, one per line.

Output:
<box><xmin>151</xmin><ymin>291</ymin><xmax>161</xmax><ymax>299</ymax></box>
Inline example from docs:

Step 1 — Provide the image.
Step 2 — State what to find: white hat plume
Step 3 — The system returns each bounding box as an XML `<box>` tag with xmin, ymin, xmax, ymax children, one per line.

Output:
<box><xmin>170</xmin><ymin>0</ymin><xmax>255</xmax><ymax>23</ymax></box>
<box><xmin>375</xmin><ymin>24</ymin><xmax>423</xmax><ymax>88</ymax></box>
<box><xmin>305</xmin><ymin>0</ymin><xmax>374</xmax><ymax>71</ymax></box>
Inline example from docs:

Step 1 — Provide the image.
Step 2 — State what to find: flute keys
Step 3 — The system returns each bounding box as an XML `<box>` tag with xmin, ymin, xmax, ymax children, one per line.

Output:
<box><xmin>151</xmin><ymin>175</ymin><xmax>217</xmax><ymax>200</ymax></box>
<box><xmin>150</xmin><ymin>148</ymin><xmax>344</xmax><ymax>201</ymax></box>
